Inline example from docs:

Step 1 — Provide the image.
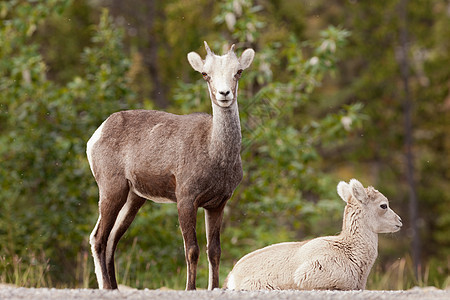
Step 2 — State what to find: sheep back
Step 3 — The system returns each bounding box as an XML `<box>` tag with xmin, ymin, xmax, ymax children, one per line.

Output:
<box><xmin>224</xmin><ymin>241</ymin><xmax>309</xmax><ymax>290</ymax></box>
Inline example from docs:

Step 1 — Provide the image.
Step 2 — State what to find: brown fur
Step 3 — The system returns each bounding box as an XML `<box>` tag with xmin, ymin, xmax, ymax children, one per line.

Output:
<box><xmin>91</xmin><ymin>110</ymin><xmax>242</xmax><ymax>206</ymax></box>
<box><xmin>88</xmin><ymin>43</ymin><xmax>254</xmax><ymax>291</ymax></box>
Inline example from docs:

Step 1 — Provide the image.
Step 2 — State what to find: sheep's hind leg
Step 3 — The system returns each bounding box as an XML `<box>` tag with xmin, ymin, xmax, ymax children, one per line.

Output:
<box><xmin>90</xmin><ymin>215</ymin><xmax>104</xmax><ymax>289</ymax></box>
<box><xmin>293</xmin><ymin>260</ymin><xmax>325</xmax><ymax>290</ymax></box>
<box><xmin>105</xmin><ymin>191</ymin><xmax>146</xmax><ymax>289</ymax></box>
<box><xmin>294</xmin><ymin>260</ymin><xmax>350</xmax><ymax>290</ymax></box>
<box><xmin>90</xmin><ymin>181</ymin><xmax>129</xmax><ymax>289</ymax></box>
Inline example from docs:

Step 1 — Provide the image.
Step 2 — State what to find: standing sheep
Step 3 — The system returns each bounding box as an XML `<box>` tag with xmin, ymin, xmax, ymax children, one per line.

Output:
<box><xmin>224</xmin><ymin>179</ymin><xmax>402</xmax><ymax>291</ymax></box>
<box><xmin>87</xmin><ymin>42</ymin><xmax>255</xmax><ymax>290</ymax></box>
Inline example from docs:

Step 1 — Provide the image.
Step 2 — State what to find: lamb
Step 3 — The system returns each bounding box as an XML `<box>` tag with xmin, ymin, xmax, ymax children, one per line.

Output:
<box><xmin>224</xmin><ymin>179</ymin><xmax>402</xmax><ymax>291</ymax></box>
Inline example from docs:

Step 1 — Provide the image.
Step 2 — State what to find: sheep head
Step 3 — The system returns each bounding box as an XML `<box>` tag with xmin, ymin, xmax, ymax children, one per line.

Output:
<box><xmin>187</xmin><ymin>41</ymin><xmax>255</xmax><ymax>108</ymax></box>
<box><xmin>337</xmin><ymin>179</ymin><xmax>402</xmax><ymax>234</ymax></box>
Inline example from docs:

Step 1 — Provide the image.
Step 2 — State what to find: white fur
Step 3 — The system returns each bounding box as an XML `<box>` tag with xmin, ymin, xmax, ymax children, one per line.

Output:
<box><xmin>131</xmin><ymin>187</ymin><xmax>174</xmax><ymax>204</ymax></box>
<box><xmin>224</xmin><ymin>179</ymin><xmax>402</xmax><ymax>291</ymax></box>
<box><xmin>86</xmin><ymin>121</ymin><xmax>105</xmax><ymax>177</ymax></box>
<box><xmin>90</xmin><ymin>216</ymin><xmax>104</xmax><ymax>289</ymax></box>
<box><xmin>187</xmin><ymin>41</ymin><xmax>255</xmax><ymax>108</ymax></box>
<box><xmin>337</xmin><ymin>181</ymin><xmax>351</xmax><ymax>202</ymax></box>
<box><xmin>87</xmin><ymin>121</ymin><xmax>107</xmax><ymax>289</ymax></box>
<box><xmin>226</xmin><ymin>274</ymin><xmax>236</xmax><ymax>290</ymax></box>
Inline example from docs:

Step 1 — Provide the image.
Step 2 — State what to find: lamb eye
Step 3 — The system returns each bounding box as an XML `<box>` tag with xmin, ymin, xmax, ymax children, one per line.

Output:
<box><xmin>235</xmin><ymin>69</ymin><xmax>243</xmax><ymax>78</ymax></box>
<box><xmin>380</xmin><ymin>204</ymin><xmax>387</xmax><ymax>209</ymax></box>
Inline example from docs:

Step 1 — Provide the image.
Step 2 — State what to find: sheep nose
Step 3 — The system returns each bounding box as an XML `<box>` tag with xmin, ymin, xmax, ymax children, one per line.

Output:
<box><xmin>219</xmin><ymin>90</ymin><xmax>230</xmax><ymax>96</ymax></box>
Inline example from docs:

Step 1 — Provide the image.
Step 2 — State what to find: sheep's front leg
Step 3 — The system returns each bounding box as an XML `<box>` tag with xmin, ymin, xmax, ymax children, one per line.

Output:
<box><xmin>205</xmin><ymin>206</ymin><xmax>225</xmax><ymax>290</ymax></box>
<box><xmin>178</xmin><ymin>201</ymin><xmax>199</xmax><ymax>290</ymax></box>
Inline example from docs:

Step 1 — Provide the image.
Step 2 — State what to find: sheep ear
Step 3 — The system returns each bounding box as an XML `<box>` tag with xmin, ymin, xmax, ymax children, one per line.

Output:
<box><xmin>239</xmin><ymin>48</ymin><xmax>255</xmax><ymax>70</ymax></box>
<box><xmin>187</xmin><ymin>52</ymin><xmax>204</xmax><ymax>73</ymax></box>
<box><xmin>349</xmin><ymin>179</ymin><xmax>368</xmax><ymax>204</ymax></box>
<box><xmin>337</xmin><ymin>181</ymin><xmax>351</xmax><ymax>203</ymax></box>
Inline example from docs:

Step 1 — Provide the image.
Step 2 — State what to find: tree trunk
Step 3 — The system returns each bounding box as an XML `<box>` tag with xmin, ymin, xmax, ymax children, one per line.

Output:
<box><xmin>109</xmin><ymin>0</ymin><xmax>169</xmax><ymax>108</ymax></box>
<box><xmin>145</xmin><ymin>0</ymin><xmax>168</xmax><ymax>108</ymax></box>
<box><xmin>397</xmin><ymin>0</ymin><xmax>421</xmax><ymax>280</ymax></box>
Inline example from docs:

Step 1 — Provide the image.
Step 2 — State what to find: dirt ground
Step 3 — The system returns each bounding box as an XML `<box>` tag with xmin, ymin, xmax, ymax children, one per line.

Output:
<box><xmin>0</xmin><ymin>286</ymin><xmax>449</xmax><ymax>300</ymax></box>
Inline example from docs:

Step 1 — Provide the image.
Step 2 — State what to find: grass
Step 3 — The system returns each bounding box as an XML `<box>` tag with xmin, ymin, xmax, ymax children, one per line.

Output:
<box><xmin>368</xmin><ymin>255</ymin><xmax>450</xmax><ymax>290</ymax></box>
<box><xmin>114</xmin><ymin>237</ymin><xmax>187</xmax><ymax>290</ymax></box>
<box><xmin>1</xmin><ymin>245</ymin><xmax>448</xmax><ymax>290</ymax></box>
<box><xmin>0</xmin><ymin>251</ymin><xmax>52</xmax><ymax>288</ymax></box>
<box><xmin>74</xmin><ymin>249</ymin><xmax>92</xmax><ymax>289</ymax></box>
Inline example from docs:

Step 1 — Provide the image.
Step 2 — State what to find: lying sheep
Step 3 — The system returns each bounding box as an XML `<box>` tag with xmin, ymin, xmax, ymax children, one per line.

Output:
<box><xmin>224</xmin><ymin>179</ymin><xmax>402</xmax><ymax>291</ymax></box>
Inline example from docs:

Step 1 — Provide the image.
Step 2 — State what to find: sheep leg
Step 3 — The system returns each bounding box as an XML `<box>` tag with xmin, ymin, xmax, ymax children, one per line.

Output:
<box><xmin>177</xmin><ymin>201</ymin><xmax>199</xmax><ymax>290</ymax></box>
<box><xmin>294</xmin><ymin>259</ymin><xmax>351</xmax><ymax>290</ymax></box>
<box><xmin>90</xmin><ymin>181</ymin><xmax>129</xmax><ymax>289</ymax></box>
<box><xmin>205</xmin><ymin>205</ymin><xmax>225</xmax><ymax>290</ymax></box>
<box><xmin>105</xmin><ymin>191</ymin><xmax>146</xmax><ymax>289</ymax></box>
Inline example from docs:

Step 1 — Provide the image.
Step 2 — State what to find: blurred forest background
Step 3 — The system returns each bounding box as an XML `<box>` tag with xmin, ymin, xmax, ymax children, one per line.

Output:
<box><xmin>0</xmin><ymin>0</ymin><xmax>449</xmax><ymax>290</ymax></box>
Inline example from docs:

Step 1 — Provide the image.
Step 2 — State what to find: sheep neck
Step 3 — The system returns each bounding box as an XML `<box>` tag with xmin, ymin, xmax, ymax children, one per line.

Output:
<box><xmin>339</xmin><ymin>203</ymin><xmax>379</xmax><ymax>278</ymax></box>
<box><xmin>209</xmin><ymin>101</ymin><xmax>242</xmax><ymax>164</ymax></box>
<box><xmin>341</xmin><ymin>203</ymin><xmax>378</xmax><ymax>249</ymax></box>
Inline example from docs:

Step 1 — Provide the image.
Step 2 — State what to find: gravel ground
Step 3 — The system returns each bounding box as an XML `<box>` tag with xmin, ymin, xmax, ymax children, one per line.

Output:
<box><xmin>0</xmin><ymin>286</ymin><xmax>449</xmax><ymax>300</ymax></box>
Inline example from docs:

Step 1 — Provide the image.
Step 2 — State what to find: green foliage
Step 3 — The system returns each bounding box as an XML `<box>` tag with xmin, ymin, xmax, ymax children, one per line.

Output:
<box><xmin>172</xmin><ymin>1</ymin><xmax>363</xmax><ymax>288</ymax></box>
<box><xmin>333</xmin><ymin>0</ymin><xmax>450</xmax><ymax>263</ymax></box>
<box><xmin>0</xmin><ymin>0</ymin><xmax>448</xmax><ymax>291</ymax></box>
<box><xmin>0</xmin><ymin>1</ymin><xmax>139</xmax><ymax>285</ymax></box>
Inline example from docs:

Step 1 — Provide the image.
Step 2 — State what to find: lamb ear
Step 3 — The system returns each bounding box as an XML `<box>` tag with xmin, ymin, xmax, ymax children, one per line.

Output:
<box><xmin>337</xmin><ymin>181</ymin><xmax>351</xmax><ymax>203</ymax></box>
<box><xmin>187</xmin><ymin>52</ymin><xmax>204</xmax><ymax>73</ymax></box>
<box><xmin>349</xmin><ymin>179</ymin><xmax>368</xmax><ymax>204</ymax></box>
<box><xmin>239</xmin><ymin>48</ymin><xmax>255</xmax><ymax>70</ymax></box>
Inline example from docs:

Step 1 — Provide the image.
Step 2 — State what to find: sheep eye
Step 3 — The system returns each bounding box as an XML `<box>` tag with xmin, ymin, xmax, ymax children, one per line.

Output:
<box><xmin>235</xmin><ymin>69</ymin><xmax>243</xmax><ymax>78</ymax></box>
<box><xmin>380</xmin><ymin>204</ymin><xmax>387</xmax><ymax>209</ymax></box>
<box><xmin>201</xmin><ymin>72</ymin><xmax>208</xmax><ymax>79</ymax></box>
